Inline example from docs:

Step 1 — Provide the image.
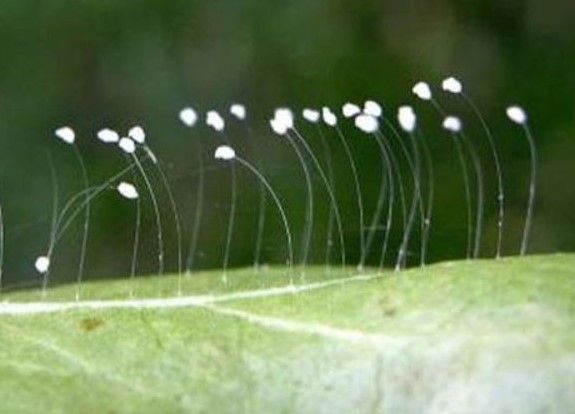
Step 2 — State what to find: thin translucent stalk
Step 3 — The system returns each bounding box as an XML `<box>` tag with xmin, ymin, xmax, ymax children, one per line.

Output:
<box><xmin>461</xmin><ymin>132</ymin><xmax>485</xmax><ymax>258</ymax></box>
<box><xmin>55</xmin><ymin>161</ymin><xmax>141</xmax><ymax>241</ymax></box>
<box><xmin>285</xmin><ymin>135</ymin><xmax>313</xmax><ymax>279</ymax></box>
<box><xmin>132</xmin><ymin>154</ymin><xmax>164</xmax><ymax>279</ymax></box>
<box><xmin>42</xmin><ymin>152</ymin><xmax>59</xmax><ymax>298</ymax></box>
<box><xmin>361</xmin><ymin>132</ymin><xmax>389</xmax><ymax>269</ymax></box>
<box><xmin>291</xmin><ymin>128</ymin><xmax>346</xmax><ymax>271</ymax></box>
<box><xmin>45</xmin><ymin>159</ymin><xmax>145</xmax><ymax>297</ymax></box>
<box><xmin>244</xmin><ymin>125</ymin><xmax>267</xmax><ymax>270</ymax></box>
<box><xmin>395</xmin><ymin>131</ymin><xmax>422</xmax><ymax>271</ymax></box>
<box><xmin>48</xmin><ymin>163</ymin><xmax>144</xmax><ymax>302</ymax></box>
<box><xmin>254</xmin><ymin>180</ymin><xmax>267</xmax><ymax>269</ymax></box>
<box><xmin>381</xmin><ymin>117</ymin><xmax>416</xmax><ymax>234</ymax></box>
<box><xmin>431</xmin><ymin>99</ymin><xmax>483</xmax><ymax>259</ymax></box>
<box><xmin>127</xmin><ymin>159</ymin><xmax>141</xmax><ymax>298</ymax></box>
<box><xmin>383</xmin><ymin>115</ymin><xmax>424</xmax><ymax>269</ymax></box>
<box><xmin>373</xmin><ymin>132</ymin><xmax>395</xmax><ymax>271</ymax></box>
<box><xmin>451</xmin><ymin>134</ymin><xmax>474</xmax><ymax>259</ymax></box>
<box><xmin>129</xmin><ymin>194</ymin><xmax>141</xmax><ymax>297</ymax></box>
<box><xmin>54</xmin><ymin>187</ymin><xmax>109</xmax><ymax>240</ymax></box>
<box><xmin>186</xmin><ymin>141</ymin><xmax>204</xmax><ymax>274</ymax></box>
<box><xmin>234</xmin><ymin>156</ymin><xmax>294</xmax><ymax>283</ymax></box>
<box><xmin>418</xmin><ymin>131</ymin><xmax>434</xmax><ymax>266</ymax></box>
<box><xmin>218</xmin><ymin>133</ymin><xmax>237</xmax><ymax>285</ymax></box>
<box><xmin>520</xmin><ymin>123</ymin><xmax>537</xmax><ymax>256</ymax></box>
<box><xmin>224</xmin><ymin>155</ymin><xmax>237</xmax><ymax>284</ymax></box>
<box><xmin>315</xmin><ymin>126</ymin><xmax>336</xmax><ymax>271</ymax></box>
<box><xmin>144</xmin><ymin>145</ymin><xmax>183</xmax><ymax>294</ymax></box>
<box><xmin>463</xmin><ymin>94</ymin><xmax>505</xmax><ymax>258</ymax></box>
<box><xmin>379</xmin><ymin>125</ymin><xmax>408</xmax><ymax>235</ymax></box>
<box><xmin>73</xmin><ymin>145</ymin><xmax>90</xmax><ymax>302</ymax></box>
<box><xmin>334</xmin><ymin>126</ymin><xmax>365</xmax><ymax>268</ymax></box>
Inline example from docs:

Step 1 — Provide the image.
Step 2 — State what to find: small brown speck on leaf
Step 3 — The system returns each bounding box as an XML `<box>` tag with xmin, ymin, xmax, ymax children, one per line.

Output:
<box><xmin>378</xmin><ymin>296</ymin><xmax>400</xmax><ymax>317</ymax></box>
<box><xmin>80</xmin><ymin>317</ymin><xmax>105</xmax><ymax>332</ymax></box>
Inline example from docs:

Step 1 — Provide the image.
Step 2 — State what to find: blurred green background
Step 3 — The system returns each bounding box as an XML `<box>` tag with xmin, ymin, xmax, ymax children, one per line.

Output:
<box><xmin>0</xmin><ymin>0</ymin><xmax>574</xmax><ymax>289</ymax></box>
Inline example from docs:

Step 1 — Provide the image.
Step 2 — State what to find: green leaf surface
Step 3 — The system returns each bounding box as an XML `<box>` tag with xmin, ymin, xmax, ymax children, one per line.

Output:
<box><xmin>1</xmin><ymin>254</ymin><xmax>574</xmax><ymax>414</ymax></box>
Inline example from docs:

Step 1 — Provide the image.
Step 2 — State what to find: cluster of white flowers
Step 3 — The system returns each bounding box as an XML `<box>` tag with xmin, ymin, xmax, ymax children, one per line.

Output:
<box><xmin>38</xmin><ymin>79</ymin><xmax>530</xmax><ymax>277</ymax></box>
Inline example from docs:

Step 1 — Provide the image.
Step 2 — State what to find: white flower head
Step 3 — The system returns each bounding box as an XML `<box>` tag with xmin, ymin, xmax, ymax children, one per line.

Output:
<box><xmin>355</xmin><ymin>114</ymin><xmax>379</xmax><ymax>134</ymax></box>
<box><xmin>442</xmin><ymin>77</ymin><xmax>463</xmax><ymax>94</ymax></box>
<box><xmin>302</xmin><ymin>108</ymin><xmax>320</xmax><ymax>123</ymax></box>
<box><xmin>128</xmin><ymin>126</ymin><xmax>145</xmax><ymax>144</ymax></box>
<box><xmin>412</xmin><ymin>82</ymin><xmax>433</xmax><ymax>101</ymax></box>
<box><xmin>118</xmin><ymin>137</ymin><xmax>136</xmax><ymax>154</ymax></box>
<box><xmin>206</xmin><ymin>110</ymin><xmax>225</xmax><ymax>132</ymax></box>
<box><xmin>443</xmin><ymin>116</ymin><xmax>462</xmax><ymax>133</ymax></box>
<box><xmin>342</xmin><ymin>103</ymin><xmax>361</xmax><ymax>118</ymax></box>
<box><xmin>270</xmin><ymin>118</ymin><xmax>289</xmax><ymax>135</ymax></box>
<box><xmin>97</xmin><ymin>128</ymin><xmax>120</xmax><ymax>144</ymax></box>
<box><xmin>214</xmin><ymin>145</ymin><xmax>236</xmax><ymax>161</ymax></box>
<box><xmin>363</xmin><ymin>100</ymin><xmax>382</xmax><ymax>118</ymax></box>
<box><xmin>322</xmin><ymin>107</ymin><xmax>338</xmax><ymax>127</ymax></box>
<box><xmin>230</xmin><ymin>104</ymin><xmax>246</xmax><ymax>121</ymax></box>
<box><xmin>55</xmin><ymin>126</ymin><xmax>75</xmax><ymax>144</ymax></box>
<box><xmin>274</xmin><ymin>108</ymin><xmax>294</xmax><ymax>130</ymax></box>
<box><xmin>179</xmin><ymin>107</ymin><xmax>198</xmax><ymax>127</ymax></box>
<box><xmin>506</xmin><ymin>105</ymin><xmax>527</xmax><ymax>125</ymax></box>
<box><xmin>34</xmin><ymin>255</ymin><xmax>50</xmax><ymax>274</ymax></box>
<box><xmin>117</xmin><ymin>181</ymin><xmax>139</xmax><ymax>200</ymax></box>
<box><xmin>398</xmin><ymin>106</ymin><xmax>417</xmax><ymax>132</ymax></box>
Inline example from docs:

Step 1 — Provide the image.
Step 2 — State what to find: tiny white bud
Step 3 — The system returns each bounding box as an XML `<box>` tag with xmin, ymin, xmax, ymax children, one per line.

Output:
<box><xmin>398</xmin><ymin>106</ymin><xmax>417</xmax><ymax>132</ymax></box>
<box><xmin>119</xmin><ymin>137</ymin><xmax>136</xmax><ymax>154</ymax></box>
<box><xmin>443</xmin><ymin>116</ymin><xmax>462</xmax><ymax>132</ymax></box>
<box><xmin>506</xmin><ymin>105</ymin><xmax>527</xmax><ymax>125</ymax></box>
<box><xmin>270</xmin><ymin>118</ymin><xmax>289</xmax><ymax>135</ymax></box>
<box><xmin>97</xmin><ymin>128</ymin><xmax>120</xmax><ymax>143</ymax></box>
<box><xmin>274</xmin><ymin>108</ymin><xmax>294</xmax><ymax>130</ymax></box>
<box><xmin>230</xmin><ymin>104</ymin><xmax>246</xmax><ymax>120</ymax></box>
<box><xmin>354</xmin><ymin>114</ymin><xmax>379</xmax><ymax>133</ymax></box>
<box><xmin>363</xmin><ymin>100</ymin><xmax>382</xmax><ymax>118</ymax></box>
<box><xmin>214</xmin><ymin>145</ymin><xmax>236</xmax><ymax>161</ymax></box>
<box><xmin>342</xmin><ymin>103</ymin><xmax>361</xmax><ymax>118</ymax></box>
<box><xmin>55</xmin><ymin>126</ymin><xmax>75</xmax><ymax>144</ymax></box>
<box><xmin>128</xmin><ymin>126</ymin><xmax>145</xmax><ymax>144</ymax></box>
<box><xmin>412</xmin><ymin>82</ymin><xmax>433</xmax><ymax>101</ymax></box>
<box><xmin>302</xmin><ymin>109</ymin><xmax>320</xmax><ymax>123</ymax></box>
<box><xmin>206</xmin><ymin>110</ymin><xmax>225</xmax><ymax>132</ymax></box>
<box><xmin>179</xmin><ymin>107</ymin><xmax>198</xmax><ymax>127</ymax></box>
<box><xmin>442</xmin><ymin>77</ymin><xmax>463</xmax><ymax>94</ymax></box>
<box><xmin>322</xmin><ymin>107</ymin><xmax>338</xmax><ymax>127</ymax></box>
<box><xmin>117</xmin><ymin>181</ymin><xmax>139</xmax><ymax>200</ymax></box>
<box><xmin>34</xmin><ymin>255</ymin><xmax>50</xmax><ymax>274</ymax></box>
